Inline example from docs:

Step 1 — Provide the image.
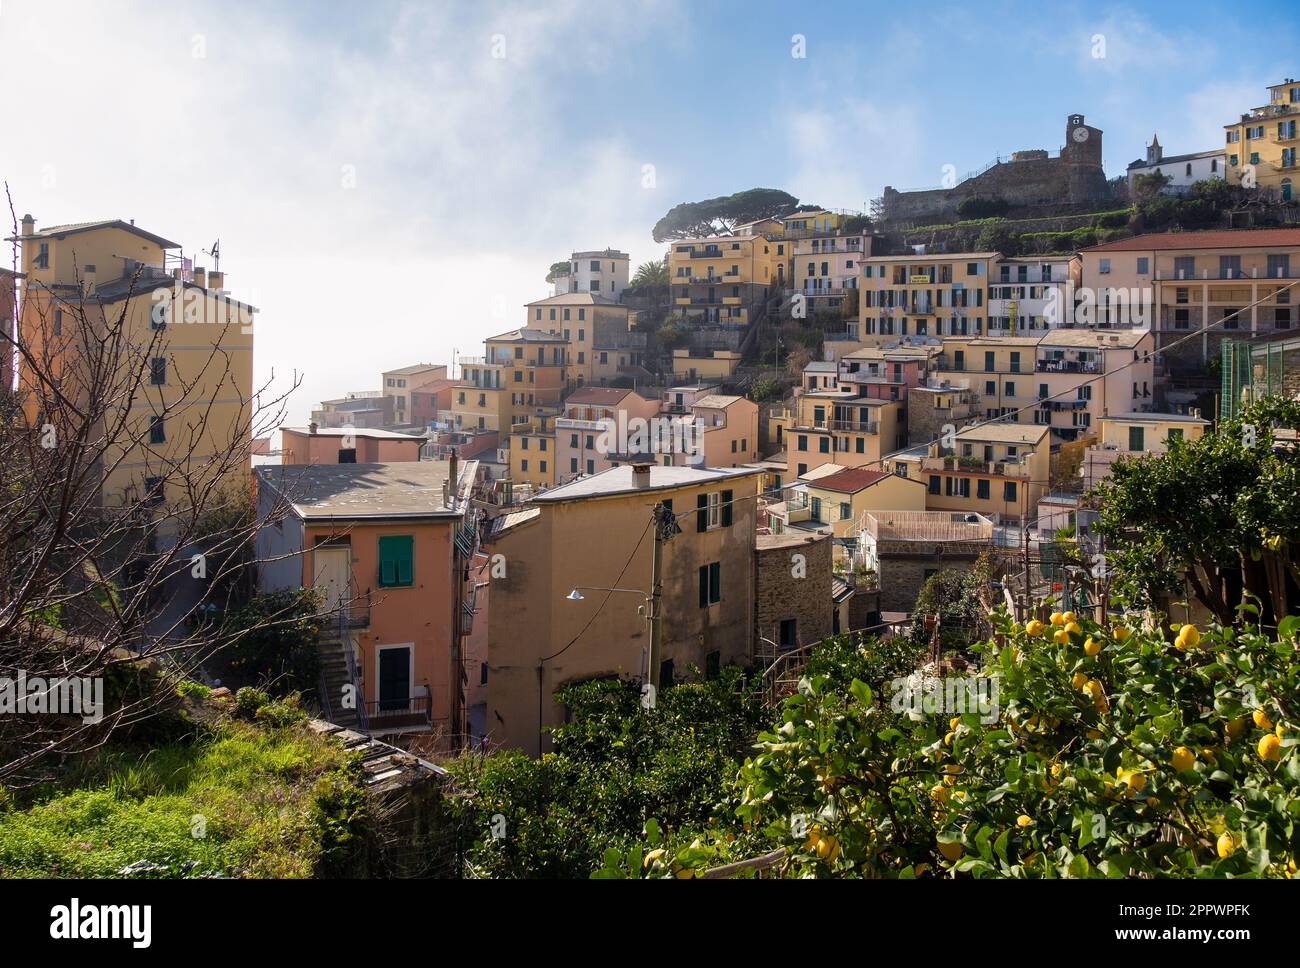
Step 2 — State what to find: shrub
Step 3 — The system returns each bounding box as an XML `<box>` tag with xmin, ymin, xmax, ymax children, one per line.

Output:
<box><xmin>235</xmin><ymin>686</ymin><xmax>270</xmax><ymax>718</ymax></box>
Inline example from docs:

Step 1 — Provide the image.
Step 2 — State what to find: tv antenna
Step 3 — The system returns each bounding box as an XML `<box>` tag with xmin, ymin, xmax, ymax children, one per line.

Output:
<box><xmin>203</xmin><ymin>239</ymin><xmax>221</xmax><ymax>272</ymax></box>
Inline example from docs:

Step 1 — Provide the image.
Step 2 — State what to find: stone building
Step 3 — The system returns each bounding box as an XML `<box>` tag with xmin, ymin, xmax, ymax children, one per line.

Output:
<box><xmin>879</xmin><ymin>115</ymin><xmax>1111</xmax><ymax>224</ymax></box>
<box><xmin>754</xmin><ymin>529</ymin><xmax>834</xmax><ymax>652</ymax></box>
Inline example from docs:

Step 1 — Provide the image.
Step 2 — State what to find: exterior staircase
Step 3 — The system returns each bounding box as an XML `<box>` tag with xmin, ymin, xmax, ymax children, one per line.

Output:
<box><xmin>317</xmin><ymin>634</ymin><xmax>366</xmax><ymax>731</ymax></box>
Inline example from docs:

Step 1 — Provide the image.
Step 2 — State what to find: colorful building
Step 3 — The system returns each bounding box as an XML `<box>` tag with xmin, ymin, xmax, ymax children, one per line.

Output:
<box><xmin>1082</xmin><ymin>411</ymin><xmax>1210</xmax><ymax>490</ymax></box>
<box><xmin>255</xmin><ymin>459</ymin><xmax>480</xmax><ymax>740</ymax></box>
<box><xmin>11</xmin><ymin>215</ymin><xmax>254</xmax><ymax>511</ymax></box>
<box><xmin>555</xmin><ymin>386</ymin><xmax>661</xmax><ymax>482</ymax></box>
<box><xmin>668</xmin><ymin>234</ymin><xmax>780</xmax><ymax>326</ymax></box>
<box><xmin>382</xmin><ymin>363</ymin><xmax>448</xmax><ymax>426</ymax></box>
<box><xmin>1223</xmin><ymin>77</ymin><xmax>1300</xmax><ymax>197</ymax></box>
<box><xmin>859</xmin><ymin>251</ymin><xmax>999</xmax><ymax>344</ymax></box>
<box><xmin>279</xmin><ymin>425</ymin><xmax>424</xmax><ymax>464</ymax></box>
<box><xmin>484</xmin><ymin>463</ymin><xmax>762</xmax><ymax>755</ymax></box>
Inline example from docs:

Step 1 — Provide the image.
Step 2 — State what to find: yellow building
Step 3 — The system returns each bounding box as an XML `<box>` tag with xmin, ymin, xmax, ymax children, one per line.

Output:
<box><xmin>485</xmin><ymin>462</ymin><xmax>763</xmax><ymax>755</ymax></box>
<box><xmin>1223</xmin><ymin>77</ymin><xmax>1300</xmax><ymax>197</ymax></box>
<box><xmin>784</xmin><ymin>389</ymin><xmax>903</xmax><ymax>479</ymax></box>
<box><xmin>524</xmin><ymin>292</ymin><xmax>633</xmax><ymax>387</ymax></box>
<box><xmin>508</xmin><ymin>408</ymin><xmax>561</xmax><ymax>489</ymax></box>
<box><xmin>1083</xmin><ymin>411</ymin><xmax>1210</xmax><ymax>490</ymax></box>
<box><xmin>671</xmin><ymin>347</ymin><xmax>741</xmax><ymax>382</ymax></box>
<box><xmin>896</xmin><ymin>423</ymin><xmax>1050</xmax><ymax>523</ymax></box>
<box><xmin>12</xmin><ymin>215</ymin><xmax>254</xmax><ymax>510</ymax></box>
<box><xmin>381</xmin><ymin>363</ymin><xmax>447</xmax><ymax>425</ymax></box>
<box><xmin>777</xmin><ymin>467</ymin><xmax>927</xmax><ymax>557</ymax></box>
<box><xmin>860</xmin><ymin>251</ymin><xmax>999</xmax><ymax>344</ymax></box>
<box><xmin>454</xmin><ymin>328</ymin><xmax>569</xmax><ymax>435</ymax></box>
<box><xmin>668</xmin><ymin>234</ymin><xmax>781</xmax><ymax>326</ymax></box>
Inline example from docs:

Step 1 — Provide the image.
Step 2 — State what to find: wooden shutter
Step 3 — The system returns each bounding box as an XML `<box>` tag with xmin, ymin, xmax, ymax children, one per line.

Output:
<box><xmin>696</xmin><ymin>494</ymin><xmax>709</xmax><ymax>532</ymax></box>
<box><xmin>721</xmin><ymin>489</ymin><xmax>732</xmax><ymax>526</ymax></box>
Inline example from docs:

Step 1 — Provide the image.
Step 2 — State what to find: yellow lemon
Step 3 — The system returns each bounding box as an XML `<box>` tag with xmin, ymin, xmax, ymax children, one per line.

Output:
<box><xmin>1170</xmin><ymin>746</ymin><xmax>1196</xmax><ymax>772</ymax></box>
<box><xmin>644</xmin><ymin>848</ymin><xmax>666</xmax><ymax>867</ymax></box>
<box><xmin>1071</xmin><ymin>671</ymin><xmax>1088</xmax><ymax>689</ymax></box>
<box><xmin>1053</xmin><ymin>629</ymin><xmax>1071</xmax><ymax>645</ymax></box>
<box><xmin>1062</xmin><ymin>611</ymin><xmax>1077</xmax><ymax>624</ymax></box>
<box><xmin>1050</xmin><ymin>612</ymin><xmax>1065</xmax><ymax>626</ymax></box>
<box><xmin>1258</xmin><ymin>734</ymin><xmax>1282</xmax><ymax>762</ymax></box>
<box><xmin>938</xmin><ymin>840</ymin><xmax>963</xmax><ymax>862</ymax></box>
<box><xmin>1254</xmin><ymin>708</ymin><xmax>1275</xmax><ymax>731</ymax></box>
<box><xmin>1177</xmin><ymin>624</ymin><xmax>1201</xmax><ymax>648</ymax></box>
<box><xmin>1083</xmin><ymin>637</ymin><xmax>1102</xmax><ymax>656</ymax></box>
<box><xmin>930</xmin><ymin>784</ymin><xmax>950</xmax><ymax>803</ymax></box>
<box><xmin>1025</xmin><ymin>620</ymin><xmax>1045</xmax><ymax>637</ymax></box>
<box><xmin>950</xmin><ymin>717</ymin><xmax>961</xmax><ymax>730</ymax></box>
<box><xmin>1217</xmin><ymin>833</ymin><xmax>1236</xmax><ymax>859</ymax></box>
<box><xmin>1225</xmin><ymin>717</ymin><xmax>1248</xmax><ymax>740</ymax></box>
<box><xmin>1065</xmin><ymin>621</ymin><xmax>1083</xmax><ymax>636</ymax></box>
<box><xmin>1050</xmin><ymin>763</ymin><xmax>1063</xmax><ymax>777</ymax></box>
<box><xmin>1112</xmin><ymin>626</ymin><xmax>1131</xmax><ymax>642</ymax></box>
<box><xmin>1016</xmin><ymin>815</ymin><xmax>1032</xmax><ymax>828</ymax></box>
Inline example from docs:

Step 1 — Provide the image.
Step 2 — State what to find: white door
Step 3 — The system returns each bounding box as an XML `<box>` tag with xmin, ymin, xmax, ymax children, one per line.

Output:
<box><xmin>313</xmin><ymin>546</ymin><xmax>351</xmax><ymax>611</ymax></box>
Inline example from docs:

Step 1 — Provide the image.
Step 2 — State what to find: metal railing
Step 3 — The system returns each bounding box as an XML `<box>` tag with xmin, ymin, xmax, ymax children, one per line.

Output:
<box><xmin>365</xmin><ymin>690</ymin><xmax>431</xmax><ymax>729</ymax></box>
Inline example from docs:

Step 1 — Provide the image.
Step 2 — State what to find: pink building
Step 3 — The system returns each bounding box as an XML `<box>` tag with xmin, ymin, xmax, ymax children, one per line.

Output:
<box><xmin>555</xmin><ymin>386</ymin><xmax>660</xmax><ymax>482</ymax></box>
<box><xmin>279</xmin><ymin>426</ymin><xmax>424</xmax><ymax>464</ymax></box>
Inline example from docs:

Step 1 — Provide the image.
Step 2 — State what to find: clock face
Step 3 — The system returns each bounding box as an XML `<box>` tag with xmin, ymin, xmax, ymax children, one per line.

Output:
<box><xmin>1072</xmin><ymin>126</ymin><xmax>1091</xmax><ymax>143</ymax></box>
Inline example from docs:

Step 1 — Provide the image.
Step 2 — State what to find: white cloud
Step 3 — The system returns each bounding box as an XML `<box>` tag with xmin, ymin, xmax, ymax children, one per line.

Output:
<box><xmin>0</xmin><ymin>0</ymin><xmax>678</xmax><ymax>421</ymax></box>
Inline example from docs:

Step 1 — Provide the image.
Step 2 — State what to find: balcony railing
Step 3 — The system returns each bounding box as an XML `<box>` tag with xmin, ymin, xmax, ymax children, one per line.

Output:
<box><xmin>812</xmin><ymin>418</ymin><xmax>879</xmax><ymax>434</ymax></box>
<box><xmin>364</xmin><ymin>690</ymin><xmax>432</xmax><ymax>730</ymax></box>
<box><xmin>1035</xmin><ymin>358</ymin><xmax>1102</xmax><ymax>374</ymax></box>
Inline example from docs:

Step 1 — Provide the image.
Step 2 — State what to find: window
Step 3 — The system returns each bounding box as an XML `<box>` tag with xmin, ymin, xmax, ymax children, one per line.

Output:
<box><xmin>53</xmin><ymin>308</ymin><xmax>63</xmax><ymax>335</ymax></box>
<box><xmin>480</xmin><ymin>662</ymin><xmax>488</xmax><ymax>686</ymax></box>
<box><xmin>779</xmin><ymin>619</ymin><xmax>797</xmax><ymax>648</ymax></box>
<box><xmin>698</xmin><ymin>561</ymin><xmax>721</xmax><ymax>607</ymax></box>
<box><xmin>839</xmin><ymin>501</ymin><xmax>851</xmax><ymax>521</ymax></box>
<box><xmin>1099</xmin><ymin>258</ymin><xmax>1110</xmax><ymax>274</ymax></box>
<box><xmin>1003</xmin><ymin>481</ymin><xmax>1017</xmax><ymax>503</ymax></box>
<box><xmin>705</xmin><ymin>650</ymin><xmax>720</xmax><ymax>680</ymax></box>
<box><xmin>150</xmin><ymin>357</ymin><xmax>166</xmax><ymax>385</ymax></box>
<box><xmin>1128</xmin><ymin>426</ymin><xmax>1145</xmax><ymax>451</ymax></box>
<box><xmin>570</xmin><ymin>457</ymin><xmax>578</xmax><ymax>473</ymax></box>
<box><xmin>149</xmin><ymin>416</ymin><xmax>165</xmax><ymax>444</ymax></box>
<box><xmin>977</xmin><ymin>479</ymin><xmax>990</xmax><ymax>500</ymax></box>
<box><xmin>539</xmin><ymin>460</ymin><xmax>547</xmax><ymax>473</ymax></box>
<box><xmin>1174</xmin><ymin>256</ymin><xmax>1195</xmax><ymax>279</ymax></box>
<box><xmin>586</xmin><ymin>459</ymin><xmax>594</xmax><ymax>474</ymax></box>
<box><xmin>378</xmin><ymin>535</ymin><xmax>414</xmax><ymax>587</ymax></box>
<box><xmin>1137</xmin><ymin>257</ymin><xmax>1149</xmax><ymax>275</ymax></box>
<box><xmin>337</xmin><ymin>448</ymin><xmax>357</xmax><ymax>463</ymax></box>
<box><xmin>928</xmin><ymin>475</ymin><xmax>940</xmax><ymax>495</ymax></box>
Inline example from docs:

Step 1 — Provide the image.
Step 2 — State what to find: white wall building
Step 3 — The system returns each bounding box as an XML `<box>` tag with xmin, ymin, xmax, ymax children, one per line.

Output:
<box><xmin>1126</xmin><ymin>135</ymin><xmax>1225</xmax><ymax>195</ymax></box>
<box><xmin>550</xmin><ymin>248</ymin><xmax>630</xmax><ymax>298</ymax></box>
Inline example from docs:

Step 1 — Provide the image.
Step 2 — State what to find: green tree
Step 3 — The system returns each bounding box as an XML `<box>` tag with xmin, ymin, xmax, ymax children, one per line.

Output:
<box><xmin>652</xmin><ymin>188</ymin><xmax>798</xmax><ymax>242</ymax></box>
<box><xmin>221</xmin><ymin>588</ymin><xmax>325</xmax><ymax>694</ymax></box>
<box><xmin>630</xmin><ymin>260</ymin><xmax>668</xmax><ymax>289</ymax></box>
<box><xmin>1092</xmin><ymin>398</ymin><xmax>1300</xmax><ymax>625</ymax></box>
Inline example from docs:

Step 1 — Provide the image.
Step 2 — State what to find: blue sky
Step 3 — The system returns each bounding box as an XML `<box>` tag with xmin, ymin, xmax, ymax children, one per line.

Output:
<box><xmin>1</xmin><ymin>0</ymin><xmax>1297</xmax><ymax>422</ymax></box>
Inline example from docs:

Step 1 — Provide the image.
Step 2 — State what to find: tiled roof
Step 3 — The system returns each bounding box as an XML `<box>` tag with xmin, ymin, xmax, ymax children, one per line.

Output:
<box><xmin>486</xmin><ymin>328</ymin><xmax>569</xmax><ymax>343</ymax></box>
<box><xmin>564</xmin><ymin>386</ymin><xmax>637</xmax><ymax>406</ymax></box>
<box><xmin>1081</xmin><ymin>229</ymin><xmax>1300</xmax><ymax>252</ymax></box>
<box><xmin>810</xmin><ymin>467</ymin><xmax>916</xmax><ymax>494</ymax></box>
<box><xmin>11</xmin><ymin>219</ymin><xmax>180</xmax><ymax>249</ymax></box>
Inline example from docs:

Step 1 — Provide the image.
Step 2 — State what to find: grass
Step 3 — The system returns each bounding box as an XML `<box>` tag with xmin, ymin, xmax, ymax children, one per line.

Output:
<box><xmin>0</xmin><ymin>719</ymin><xmax>357</xmax><ymax>878</ymax></box>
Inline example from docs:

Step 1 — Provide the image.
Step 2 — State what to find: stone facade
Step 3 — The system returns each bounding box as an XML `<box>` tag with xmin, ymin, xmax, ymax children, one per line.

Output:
<box><xmin>907</xmin><ymin>385</ymin><xmax>978</xmax><ymax>446</ymax></box>
<box><xmin>874</xmin><ymin>540</ymin><xmax>990</xmax><ymax>614</ymax></box>
<box><xmin>755</xmin><ymin>529</ymin><xmax>834</xmax><ymax>650</ymax></box>
<box><xmin>881</xmin><ymin>116</ymin><xmax>1110</xmax><ymax>225</ymax></box>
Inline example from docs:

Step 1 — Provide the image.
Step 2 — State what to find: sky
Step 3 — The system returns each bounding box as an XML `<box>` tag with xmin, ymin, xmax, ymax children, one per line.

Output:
<box><xmin>2</xmin><ymin>0</ymin><xmax>1297</xmax><ymax>423</ymax></box>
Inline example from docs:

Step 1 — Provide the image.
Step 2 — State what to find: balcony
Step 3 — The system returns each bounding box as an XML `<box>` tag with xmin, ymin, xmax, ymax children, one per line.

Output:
<box><xmin>365</xmin><ymin>690</ymin><xmax>432</xmax><ymax>731</ymax></box>
<box><xmin>811</xmin><ymin>418</ymin><xmax>879</xmax><ymax>434</ymax></box>
<box><xmin>1035</xmin><ymin>358</ymin><xmax>1102</xmax><ymax>374</ymax></box>
<box><xmin>687</xmin><ymin>248</ymin><xmax>725</xmax><ymax>259</ymax></box>
<box><xmin>921</xmin><ymin>455</ymin><xmax>1031</xmax><ymax>477</ymax></box>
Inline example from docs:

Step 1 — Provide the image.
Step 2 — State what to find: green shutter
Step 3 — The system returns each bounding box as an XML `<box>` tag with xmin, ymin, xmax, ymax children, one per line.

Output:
<box><xmin>699</xmin><ymin>565</ymin><xmax>709</xmax><ymax>607</ymax></box>
<box><xmin>721</xmin><ymin>490</ymin><xmax>733</xmax><ymax>526</ymax></box>
<box><xmin>697</xmin><ymin>494</ymin><xmax>709</xmax><ymax>532</ymax></box>
<box><xmin>378</xmin><ymin>535</ymin><xmax>414</xmax><ymax>587</ymax></box>
<box><xmin>709</xmin><ymin>562</ymin><xmax>721</xmax><ymax>603</ymax></box>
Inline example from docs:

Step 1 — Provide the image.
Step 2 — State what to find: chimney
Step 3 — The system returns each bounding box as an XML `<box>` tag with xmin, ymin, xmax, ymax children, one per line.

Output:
<box><xmin>448</xmin><ymin>452</ymin><xmax>460</xmax><ymax>503</ymax></box>
<box><xmin>193</xmin><ymin>266</ymin><xmax>207</xmax><ymax>288</ymax></box>
<box><xmin>207</xmin><ymin>270</ymin><xmax>224</xmax><ymax>291</ymax></box>
<box><xmin>20</xmin><ymin>214</ymin><xmax>34</xmax><ymax>237</ymax></box>
<box><xmin>308</xmin><ymin>421</ymin><xmax>318</xmax><ymax>435</ymax></box>
<box><xmin>631</xmin><ymin>459</ymin><xmax>652</xmax><ymax>488</ymax></box>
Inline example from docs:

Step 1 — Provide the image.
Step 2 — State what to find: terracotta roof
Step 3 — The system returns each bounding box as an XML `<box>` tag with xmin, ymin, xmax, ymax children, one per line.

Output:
<box><xmin>564</xmin><ymin>386</ymin><xmax>636</xmax><ymax>406</ymax></box>
<box><xmin>809</xmin><ymin>467</ymin><xmax>908</xmax><ymax>494</ymax></box>
<box><xmin>526</xmin><ymin>292</ymin><xmax>623</xmax><ymax>307</ymax></box>
<box><xmin>1081</xmin><ymin>229</ymin><xmax>1300</xmax><ymax>253</ymax></box>
<box><xmin>9</xmin><ymin>219</ymin><xmax>180</xmax><ymax>249</ymax></box>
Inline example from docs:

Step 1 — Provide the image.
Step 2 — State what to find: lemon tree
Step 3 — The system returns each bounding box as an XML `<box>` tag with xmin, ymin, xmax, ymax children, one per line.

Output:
<box><xmin>717</xmin><ymin>610</ymin><xmax>1299</xmax><ymax>878</ymax></box>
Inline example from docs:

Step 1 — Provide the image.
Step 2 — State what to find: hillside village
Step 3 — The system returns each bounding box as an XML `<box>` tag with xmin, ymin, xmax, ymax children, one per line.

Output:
<box><xmin>4</xmin><ymin>71</ymin><xmax>1300</xmax><ymax>883</ymax></box>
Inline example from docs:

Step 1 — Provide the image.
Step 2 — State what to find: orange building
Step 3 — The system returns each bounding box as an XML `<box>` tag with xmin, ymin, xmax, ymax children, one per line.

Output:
<box><xmin>279</xmin><ymin>425</ymin><xmax>424</xmax><ymax>464</ymax></box>
<box><xmin>255</xmin><ymin>459</ymin><xmax>480</xmax><ymax>742</ymax></box>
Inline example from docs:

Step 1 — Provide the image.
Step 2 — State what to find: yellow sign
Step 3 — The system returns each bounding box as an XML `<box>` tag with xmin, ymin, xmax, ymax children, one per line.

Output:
<box><xmin>908</xmin><ymin>274</ymin><xmax>932</xmax><ymax>285</ymax></box>
<box><xmin>1008</xmin><ymin>300</ymin><xmax>1018</xmax><ymax>334</ymax></box>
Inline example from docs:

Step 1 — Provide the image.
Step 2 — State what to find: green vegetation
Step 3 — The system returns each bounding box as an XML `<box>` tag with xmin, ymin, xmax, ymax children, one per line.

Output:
<box><xmin>446</xmin><ymin>670</ymin><xmax>766</xmax><ymax>878</ymax></box>
<box><xmin>221</xmin><ymin>588</ymin><xmax>324</xmax><ymax>695</ymax></box>
<box><xmin>652</xmin><ymin>188</ymin><xmax>799</xmax><ymax>242</ymax></box>
<box><xmin>1093</xmin><ymin>398</ymin><xmax>1300</xmax><ymax>626</ymax></box>
<box><xmin>0</xmin><ymin>718</ymin><xmax>361</xmax><ymax>878</ymax></box>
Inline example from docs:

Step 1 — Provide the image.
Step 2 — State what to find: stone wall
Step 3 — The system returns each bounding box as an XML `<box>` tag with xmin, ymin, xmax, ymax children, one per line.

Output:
<box><xmin>755</xmin><ymin>530</ymin><xmax>833</xmax><ymax>649</ymax></box>
<box><xmin>875</xmin><ymin>540</ymin><xmax>988</xmax><ymax>613</ymax></box>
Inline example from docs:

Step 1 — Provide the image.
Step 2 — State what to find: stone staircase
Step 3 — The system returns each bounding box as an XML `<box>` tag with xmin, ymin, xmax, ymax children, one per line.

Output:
<box><xmin>317</xmin><ymin>636</ymin><xmax>361</xmax><ymax>730</ymax></box>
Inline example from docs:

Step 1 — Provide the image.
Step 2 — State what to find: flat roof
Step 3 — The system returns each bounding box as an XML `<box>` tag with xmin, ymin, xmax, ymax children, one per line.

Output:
<box><xmin>526</xmin><ymin>291</ymin><xmax>623</xmax><ymax>307</ymax></box>
<box><xmin>487</xmin><ymin>328</ymin><xmax>569</xmax><ymax>343</ymax></box>
<box><xmin>534</xmin><ymin>464</ymin><xmax>761</xmax><ymax>503</ymax></box>
<box><xmin>384</xmin><ymin>363</ymin><xmax>444</xmax><ymax>376</ymax></box>
<box><xmin>757</xmin><ymin>530</ymin><xmax>830</xmax><ymax>550</ymax></box>
<box><xmin>956</xmin><ymin>423</ymin><xmax>1050</xmax><ymax>445</ymax></box>
<box><xmin>863</xmin><ymin>251</ymin><xmax>999</xmax><ymax>263</ymax></box>
<box><xmin>692</xmin><ymin>394</ymin><xmax>744</xmax><ymax>409</ymax></box>
<box><xmin>1039</xmin><ymin>328</ymin><xmax>1147</xmax><ymax>349</ymax></box>
<box><xmin>257</xmin><ymin>461</ymin><xmax>476</xmax><ymax>520</ymax></box>
<box><xmin>564</xmin><ymin>386</ymin><xmax>642</xmax><ymax>406</ymax></box>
